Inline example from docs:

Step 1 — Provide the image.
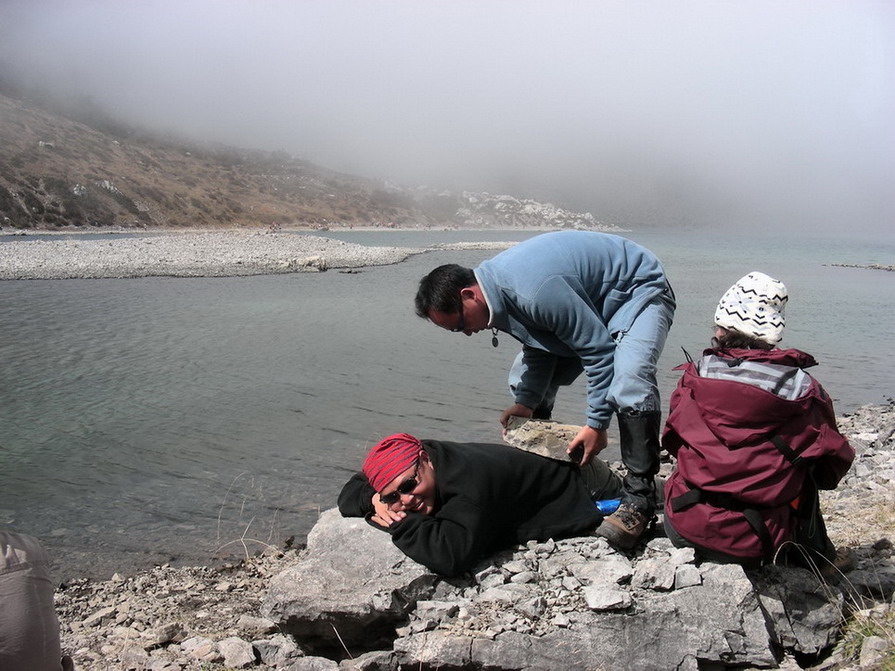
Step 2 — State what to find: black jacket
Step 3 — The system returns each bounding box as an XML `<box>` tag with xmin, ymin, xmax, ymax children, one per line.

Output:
<box><xmin>338</xmin><ymin>439</ymin><xmax>601</xmax><ymax>577</ymax></box>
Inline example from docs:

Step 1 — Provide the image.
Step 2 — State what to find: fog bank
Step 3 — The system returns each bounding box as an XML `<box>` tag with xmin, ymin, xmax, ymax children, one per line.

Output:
<box><xmin>1</xmin><ymin>1</ymin><xmax>892</xmax><ymax>236</ymax></box>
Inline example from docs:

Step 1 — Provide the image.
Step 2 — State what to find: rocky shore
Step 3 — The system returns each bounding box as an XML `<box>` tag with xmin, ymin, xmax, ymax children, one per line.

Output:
<box><xmin>55</xmin><ymin>402</ymin><xmax>895</xmax><ymax>670</ymax></box>
<box><xmin>0</xmin><ymin>230</ymin><xmax>516</xmax><ymax>280</ymax></box>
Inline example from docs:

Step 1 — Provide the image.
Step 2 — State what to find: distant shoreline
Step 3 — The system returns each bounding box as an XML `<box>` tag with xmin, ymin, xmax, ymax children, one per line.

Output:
<box><xmin>2</xmin><ymin>226</ymin><xmax>890</xmax><ymax>280</ymax></box>
<box><xmin>0</xmin><ymin>228</ymin><xmax>523</xmax><ymax>281</ymax></box>
<box><xmin>0</xmin><ymin>223</ymin><xmax>590</xmax><ymax>237</ymax></box>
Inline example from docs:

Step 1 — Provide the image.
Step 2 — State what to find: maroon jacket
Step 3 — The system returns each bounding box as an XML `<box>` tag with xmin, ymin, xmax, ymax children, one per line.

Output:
<box><xmin>662</xmin><ymin>347</ymin><xmax>854</xmax><ymax>562</ymax></box>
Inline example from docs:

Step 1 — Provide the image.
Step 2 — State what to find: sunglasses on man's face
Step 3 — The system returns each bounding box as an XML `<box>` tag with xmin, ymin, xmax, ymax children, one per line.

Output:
<box><xmin>379</xmin><ymin>462</ymin><xmax>421</xmax><ymax>506</ymax></box>
<box><xmin>450</xmin><ymin>306</ymin><xmax>466</xmax><ymax>333</ymax></box>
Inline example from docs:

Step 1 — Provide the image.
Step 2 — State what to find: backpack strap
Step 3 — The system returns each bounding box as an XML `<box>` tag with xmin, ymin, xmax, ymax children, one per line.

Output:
<box><xmin>741</xmin><ymin>509</ymin><xmax>775</xmax><ymax>559</ymax></box>
<box><xmin>771</xmin><ymin>367</ymin><xmax>799</xmax><ymax>395</ymax></box>
<box><xmin>670</xmin><ymin>487</ymin><xmax>776</xmax><ymax>559</ymax></box>
<box><xmin>770</xmin><ymin>435</ymin><xmax>804</xmax><ymax>467</ymax></box>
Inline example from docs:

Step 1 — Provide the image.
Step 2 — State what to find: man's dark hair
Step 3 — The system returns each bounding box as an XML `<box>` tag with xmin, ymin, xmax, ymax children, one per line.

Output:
<box><xmin>713</xmin><ymin>329</ymin><xmax>775</xmax><ymax>351</ymax></box>
<box><xmin>415</xmin><ymin>264</ymin><xmax>476</xmax><ymax>319</ymax></box>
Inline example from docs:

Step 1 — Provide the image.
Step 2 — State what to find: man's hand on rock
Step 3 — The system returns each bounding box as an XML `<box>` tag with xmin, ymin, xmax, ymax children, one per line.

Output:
<box><xmin>499</xmin><ymin>404</ymin><xmax>534</xmax><ymax>434</ymax></box>
<box><xmin>568</xmin><ymin>425</ymin><xmax>607</xmax><ymax>466</ymax></box>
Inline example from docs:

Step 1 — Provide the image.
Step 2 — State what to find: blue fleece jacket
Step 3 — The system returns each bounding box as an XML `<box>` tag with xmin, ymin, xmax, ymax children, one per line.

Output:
<box><xmin>474</xmin><ymin>230</ymin><xmax>673</xmax><ymax>429</ymax></box>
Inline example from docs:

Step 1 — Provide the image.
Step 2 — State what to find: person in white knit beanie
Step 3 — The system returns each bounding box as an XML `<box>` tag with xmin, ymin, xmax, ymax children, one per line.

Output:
<box><xmin>661</xmin><ymin>271</ymin><xmax>856</xmax><ymax>579</ymax></box>
<box><xmin>713</xmin><ymin>271</ymin><xmax>788</xmax><ymax>347</ymax></box>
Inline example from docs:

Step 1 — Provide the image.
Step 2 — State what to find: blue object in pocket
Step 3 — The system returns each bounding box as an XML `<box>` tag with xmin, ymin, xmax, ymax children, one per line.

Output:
<box><xmin>595</xmin><ymin>498</ymin><xmax>622</xmax><ymax>515</ymax></box>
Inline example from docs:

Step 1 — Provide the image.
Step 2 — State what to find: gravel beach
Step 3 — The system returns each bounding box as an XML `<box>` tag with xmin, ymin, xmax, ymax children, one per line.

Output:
<box><xmin>0</xmin><ymin>230</ymin><xmax>516</xmax><ymax>280</ymax></box>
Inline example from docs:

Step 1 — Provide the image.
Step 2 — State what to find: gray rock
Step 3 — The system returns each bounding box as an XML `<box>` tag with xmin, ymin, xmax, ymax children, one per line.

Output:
<box><xmin>146</xmin><ymin>621</ymin><xmax>185</xmax><ymax>648</ymax></box>
<box><xmin>396</xmin><ymin>581</ymin><xmax>773</xmax><ymax>671</ymax></box>
<box><xmin>253</xmin><ymin>633</ymin><xmax>303</xmax><ymax>666</ymax></box>
<box><xmin>478</xmin><ymin>583</ymin><xmax>534</xmax><ymax>603</ymax></box>
<box><xmin>501</xmin><ymin>417</ymin><xmax>582</xmax><ymax>460</ymax></box>
<box><xmin>668</xmin><ymin>547</ymin><xmax>697</xmax><ymax>566</ymax></box>
<box><xmin>550</xmin><ymin>613</ymin><xmax>570</xmax><ymax>628</ymax></box>
<box><xmin>146</xmin><ymin>659</ymin><xmax>181</xmax><ymax>671</ymax></box>
<box><xmin>414</xmin><ymin>600</ymin><xmax>459</xmax><ymax>622</ymax></box>
<box><xmin>285</xmin><ymin>656</ymin><xmax>340</xmax><ymax>670</ymax></box>
<box><xmin>262</xmin><ymin>510</ymin><xmax>821</xmax><ymax>669</ymax></box>
<box><xmin>631</xmin><ymin>557</ymin><xmax>677</xmax><ymax>591</ymax></box>
<box><xmin>118</xmin><ymin>646</ymin><xmax>149</xmax><ymax>668</ymax></box>
<box><xmin>338</xmin><ymin>649</ymin><xmax>398</xmax><ymax>670</ymax></box>
<box><xmin>180</xmin><ymin>636</ymin><xmax>216</xmax><ymax>661</ymax></box>
<box><xmin>843</xmin><ymin>564</ymin><xmax>895</xmax><ymax>600</ymax></box>
<box><xmin>568</xmin><ymin>556</ymin><xmax>633</xmax><ymax>586</ymax></box>
<box><xmin>501</xmin><ymin>560</ymin><xmax>529</xmax><ymax>574</ymax></box>
<box><xmin>509</xmin><ymin>570</ymin><xmax>538</xmax><ymax>584</ymax></box>
<box><xmin>582</xmin><ymin>585</ymin><xmax>633</xmax><ymax>611</ymax></box>
<box><xmin>674</xmin><ymin>564</ymin><xmax>702</xmax><ymax>590</ymax></box>
<box><xmin>751</xmin><ymin>565</ymin><xmax>846</xmax><ymax>656</ymax></box>
<box><xmin>860</xmin><ymin>635</ymin><xmax>890</xmax><ymax>668</ymax></box>
<box><xmin>217</xmin><ymin>636</ymin><xmax>256</xmax><ymax>668</ymax></box>
<box><xmin>237</xmin><ymin>614</ymin><xmax>277</xmax><ymax>636</ymax></box>
<box><xmin>477</xmin><ymin>571</ymin><xmax>506</xmax><ymax>590</ymax></box>
<box><xmin>561</xmin><ymin>576</ymin><xmax>582</xmax><ymax>590</ymax></box>
<box><xmin>262</xmin><ymin>509</ymin><xmax>439</xmax><ymax>653</ymax></box>
<box><xmin>516</xmin><ymin>596</ymin><xmax>547</xmax><ymax>619</ymax></box>
<box><xmin>644</xmin><ymin>536</ymin><xmax>675</xmax><ymax>553</ymax></box>
<box><xmin>82</xmin><ymin>605</ymin><xmax>117</xmax><ymax>627</ymax></box>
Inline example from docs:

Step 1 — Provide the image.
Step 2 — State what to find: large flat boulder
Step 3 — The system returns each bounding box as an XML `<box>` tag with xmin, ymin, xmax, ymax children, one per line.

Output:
<box><xmin>263</xmin><ymin>511</ymin><xmax>850</xmax><ymax>669</ymax></box>
<box><xmin>261</xmin><ymin>509</ymin><xmax>441</xmax><ymax>655</ymax></box>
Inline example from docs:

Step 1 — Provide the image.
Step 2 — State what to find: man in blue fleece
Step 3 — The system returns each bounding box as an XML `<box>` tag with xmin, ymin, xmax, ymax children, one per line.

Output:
<box><xmin>414</xmin><ymin>230</ymin><xmax>675</xmax><ymax>549</ymax></box>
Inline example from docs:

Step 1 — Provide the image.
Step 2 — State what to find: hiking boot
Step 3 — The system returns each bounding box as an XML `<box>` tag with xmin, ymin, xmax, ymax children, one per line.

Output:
<box><xmin>819</xmin><ymin>546</ymin><xmax>857</xmax><ymax>582</ymax></box>
<box><xmin>595</xmin><ymin>503</ymin><xmax>649</xmax><ymax>551</ymax></box>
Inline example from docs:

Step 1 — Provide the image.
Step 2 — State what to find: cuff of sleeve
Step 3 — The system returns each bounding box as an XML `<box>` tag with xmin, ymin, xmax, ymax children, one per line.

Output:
<box><xmin>364</xmin><ymin>514</ymin><xmax>395</xmax><ymax>533</ymax></box>
<box><xmin>514</xmin><ymin>392</ymin><xmax>542</xmax><ymax>409</ymax></box>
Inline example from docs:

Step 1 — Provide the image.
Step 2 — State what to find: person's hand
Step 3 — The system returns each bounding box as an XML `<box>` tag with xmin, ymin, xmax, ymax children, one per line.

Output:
<box><xmin>568</xmin><ymin>425</ymin><xmax>607</xmax><ymax>466</ymax></box>
<box><xmin>369</xmin><ymin>494</ymin><xmax>407</xmax><ymax>528</ymax></box>
<box><xmin>499</xmin><ymin>403</ymin><xmax>534</xmax><ymax>432</ymax></box>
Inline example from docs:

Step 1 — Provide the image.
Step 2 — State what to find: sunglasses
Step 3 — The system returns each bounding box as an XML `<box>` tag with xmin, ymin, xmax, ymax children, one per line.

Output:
<box><xmin>379</xmin><ymin>462</ymin><xmax>421</xmax><ymax>506</ymax></box>
<box><xmin>450</xmin><ymin>306</ymin><xmax>466</xmax><ymax>333</ymax></box>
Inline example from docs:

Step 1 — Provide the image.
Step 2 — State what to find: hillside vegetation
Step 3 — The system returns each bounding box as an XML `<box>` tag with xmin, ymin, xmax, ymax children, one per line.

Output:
<box><xmin>0</xmin><ymin>92</ymin><xmax>607</xmax><ymax>233</ymax></box>
<box><xmin>0</xmin><ymin>91</ymin><xmax>453</xmax><ymax>230</ymax></box>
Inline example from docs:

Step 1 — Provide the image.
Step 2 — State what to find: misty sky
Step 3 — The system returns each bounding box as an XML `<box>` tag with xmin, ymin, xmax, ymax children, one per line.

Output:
<box><xmin>1</xmin><ymin>1</ymin><xmax>893</xmax><ymax>236</ymax></box>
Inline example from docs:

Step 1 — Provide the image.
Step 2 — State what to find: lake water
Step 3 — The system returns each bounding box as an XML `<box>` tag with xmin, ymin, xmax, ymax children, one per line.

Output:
<box><xmin>0</xmin><ymin>228</ymin><xmax>892</xmax><ymax>580</ymax></box>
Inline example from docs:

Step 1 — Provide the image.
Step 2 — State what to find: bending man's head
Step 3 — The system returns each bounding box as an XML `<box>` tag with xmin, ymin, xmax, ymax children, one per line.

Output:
<box><xmin>414</xmin><ymin>264</ymin><xmax>476</xmax><ymax>319</ymax></box>
<box><xmin>415</xmin><ymin>264</ymin><xmax>490</xmax><ymax>336</ymax></box>
<box><xmin>363</xmin><ymin>433</ymin><xmax>437</xmax><ymax>515</ymax></box>
<box><xmin>714</xmin><ymin>271</ymin><xmax>788</xmax><ymax>349</ymax></box>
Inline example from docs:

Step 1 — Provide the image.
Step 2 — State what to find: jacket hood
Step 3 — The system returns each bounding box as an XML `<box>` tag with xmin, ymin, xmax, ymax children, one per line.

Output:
<box><xmin>700</xmin><ymin>347</ymin><xmax>818</xmax><ymax>370</ymax></box>
<box><xmin>683</xmin><ymin>347</ymin><xmax>824</xmax><ymax>448</ymax></box>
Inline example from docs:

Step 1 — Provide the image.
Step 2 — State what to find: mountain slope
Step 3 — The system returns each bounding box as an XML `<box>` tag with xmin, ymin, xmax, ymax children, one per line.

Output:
<box><xmin>0</xmin><ymin>91</ymin><xmax>608</xmax><ymax>232</ymax></box>
<box><xmin>0</xmin><ymin>92</ymin><xmax>453</xmax><ymax>230</ymax></box>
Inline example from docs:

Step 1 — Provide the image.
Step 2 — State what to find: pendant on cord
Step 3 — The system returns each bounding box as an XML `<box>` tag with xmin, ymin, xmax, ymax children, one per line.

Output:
<box><xmin>491</xmin><ymin>328</ymin><xmax>499</xmax><ymax>348</ymax></box>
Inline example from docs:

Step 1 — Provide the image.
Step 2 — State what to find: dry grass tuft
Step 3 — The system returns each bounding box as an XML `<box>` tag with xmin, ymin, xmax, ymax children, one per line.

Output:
<box><xmin>839</xmin><ymin>604</ymin><xmax>895</xmax><ymax>669</ymax></box>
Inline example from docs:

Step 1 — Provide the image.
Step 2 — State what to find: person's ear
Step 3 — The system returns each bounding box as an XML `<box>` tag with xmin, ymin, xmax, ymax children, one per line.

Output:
<box><xmin>418</xmin><ymin>450</ymin><xmax>435</xmax><ymax>476</ymax></box>
<box><xmin>459</xmin><ymin>286</ymin><xmax>477</xmax><ymax>302</ymax></box>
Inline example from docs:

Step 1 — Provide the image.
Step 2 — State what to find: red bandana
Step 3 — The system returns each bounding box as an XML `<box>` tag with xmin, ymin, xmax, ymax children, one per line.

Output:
<box><xmin>362</xmin><ymin>433</ymin><xmax>423</xmax><ymax>492</ymax></box>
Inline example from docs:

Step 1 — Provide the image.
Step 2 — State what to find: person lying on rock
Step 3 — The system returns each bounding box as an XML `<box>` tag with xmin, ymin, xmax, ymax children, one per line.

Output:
<box><xmin>338</xmin><ymin>432</ymin><xmax>624</xmax><ymax>577</ymax></box>
<box><xmin>662</xmin><ymin>271</ymin><xmax>856</xmax><ymax>576</ymax></box>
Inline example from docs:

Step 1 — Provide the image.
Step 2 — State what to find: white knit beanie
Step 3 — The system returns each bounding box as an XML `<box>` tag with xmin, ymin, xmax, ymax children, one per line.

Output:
<box><xmin>714</xmin><ymin>271</ymin><xmax>788</xmax><ymax>344</ymax></box>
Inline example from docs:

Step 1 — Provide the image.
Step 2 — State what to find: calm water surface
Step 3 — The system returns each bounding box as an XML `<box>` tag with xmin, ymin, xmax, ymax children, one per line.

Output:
<box><xmin>0</xmin><ymin>228</ymin><xmax>892</xmax><ymax>579</ymax></box>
